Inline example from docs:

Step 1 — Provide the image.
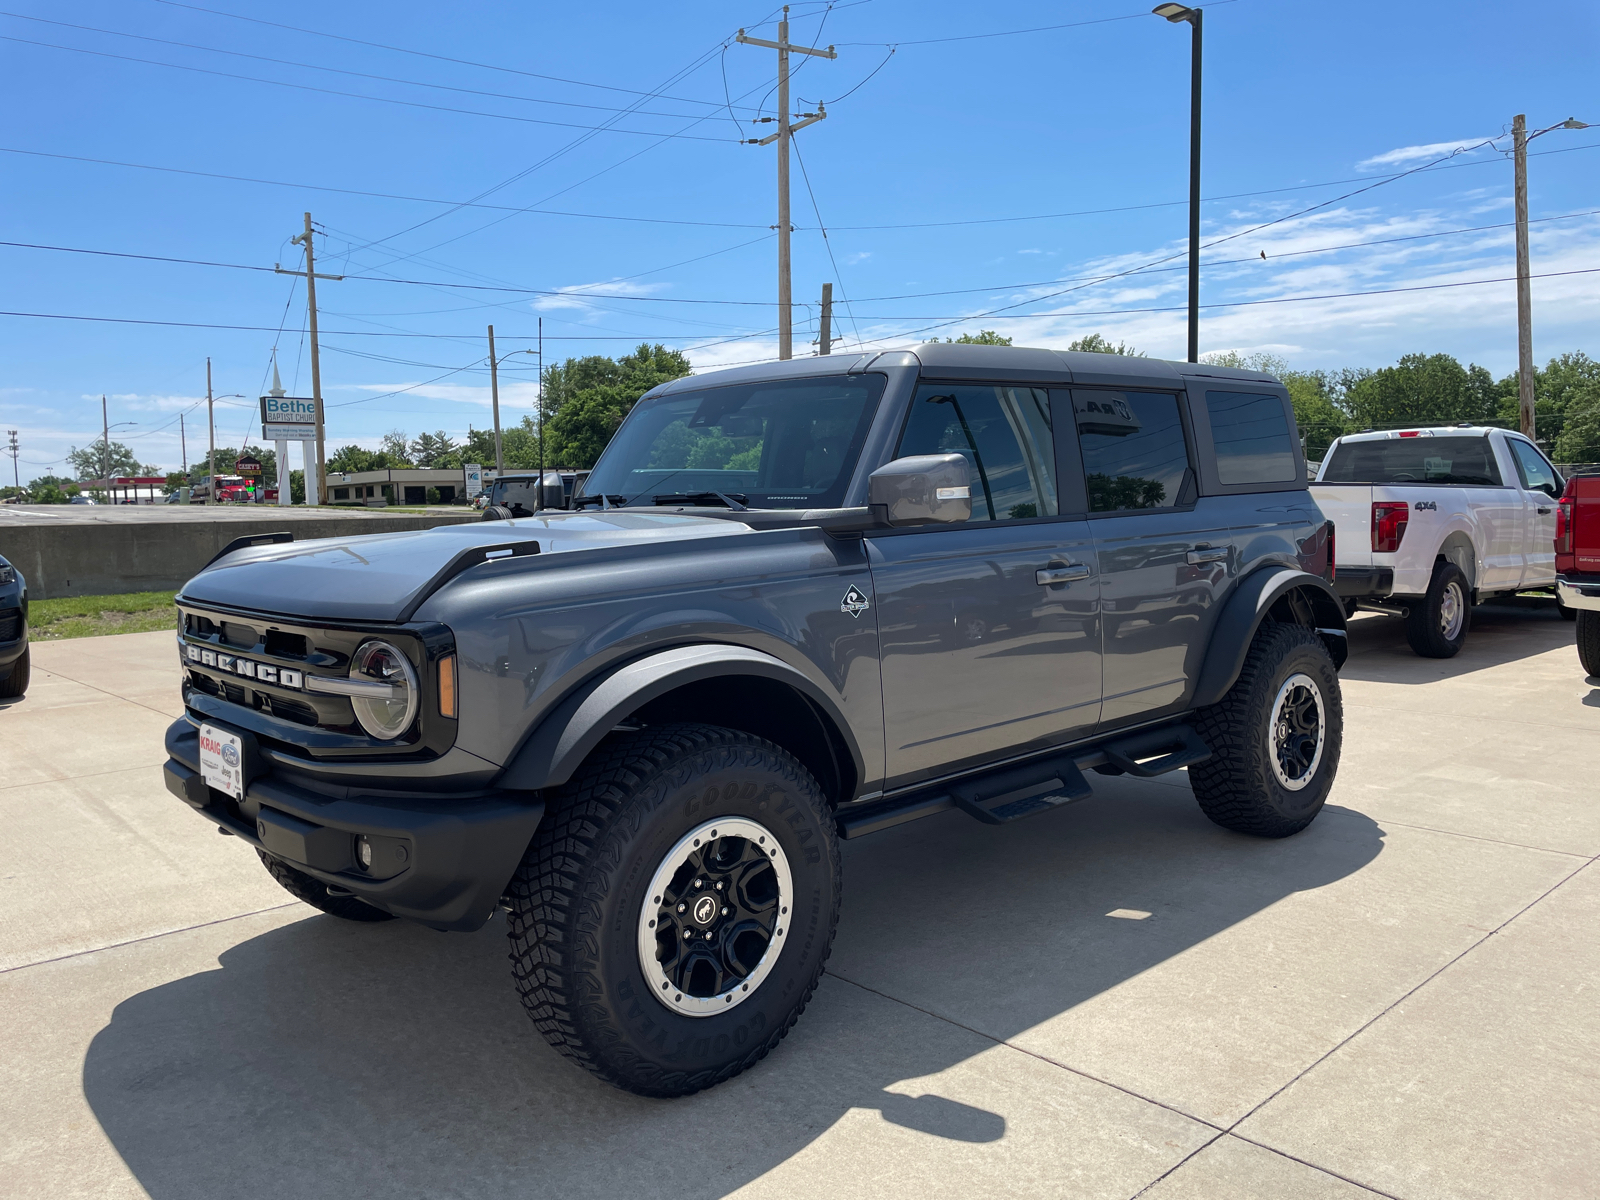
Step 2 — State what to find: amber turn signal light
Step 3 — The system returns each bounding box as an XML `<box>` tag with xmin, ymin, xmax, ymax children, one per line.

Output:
<box><xmin>438</xmin><ymin>654</ymin><xmax>457</xmax><ymax>719</ymax></box>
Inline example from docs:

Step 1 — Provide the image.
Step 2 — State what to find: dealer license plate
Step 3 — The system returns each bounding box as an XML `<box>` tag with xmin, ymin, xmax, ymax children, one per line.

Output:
<box><xmin>198</xmin><ymin>723</ymin><xmax>245</xmax><ymax>800</ymax></box>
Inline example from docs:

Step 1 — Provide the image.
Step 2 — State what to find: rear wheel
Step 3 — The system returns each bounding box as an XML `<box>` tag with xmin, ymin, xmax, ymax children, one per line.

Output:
<box><xmin>1189</xmin><ymin>623</ymin><xmax>1343</xmax><ymax>838</ymax></box>
<box><xmin>1577</xmin><ymin>611</ymin><xmax>1600</xmax><ymax>677</ymax></box>
<box><xmin>256</xmin><ymin>850</ymin><xmax>397</xmax><ymax>922</ymax></box>
<box><xmin>0</xmin><ymin>646</ymin><xmax>28</xmax><ymax>699</ymax></box>
<box><xmin>505</xmin><ymin>724</ymin><xmax>841</xmax><ymax>1097</ymax></box>
<box><xmin>1405</xmin><ymin>562</ymin><xmax>1470</xmax><ymax>658</ymax></box>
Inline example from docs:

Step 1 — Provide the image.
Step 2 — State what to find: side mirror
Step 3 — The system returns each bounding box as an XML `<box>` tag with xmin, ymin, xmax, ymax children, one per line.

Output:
<box><xmin>537</xmin><ymin>472</ymin><xmax>566</xmax><ymax>510</ymax></box>
<box><xmin>869</xmin><ymin>454</ymin><xmax>973</xmax><ymax>527</ymax></box>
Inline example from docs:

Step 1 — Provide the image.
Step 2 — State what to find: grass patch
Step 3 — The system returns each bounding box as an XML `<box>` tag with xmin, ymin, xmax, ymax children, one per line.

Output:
<box><xmin>30</xmin><ymin>590</ymin><xmax>178</xmax><ymax>640</ymax></box>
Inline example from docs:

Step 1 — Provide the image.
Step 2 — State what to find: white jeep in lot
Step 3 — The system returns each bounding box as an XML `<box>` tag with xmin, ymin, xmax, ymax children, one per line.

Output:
<box><xmin>1311</xmin><ymin>426</ymin><xmax>1565</xmax><ymax>657</ymax></box>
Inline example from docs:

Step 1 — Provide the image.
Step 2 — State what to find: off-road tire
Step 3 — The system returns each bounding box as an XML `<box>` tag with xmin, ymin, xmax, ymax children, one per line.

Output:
<box><xmin>0</xmin><ymin>646</ymin><xmax>29</xmax><ymax>699</ymax></box>
<box><xmin>481</xmin><ymin>504</ymin><xmax>514</xmax><ymax>521</ymax></box>
<box><xmin>1189</xmin><ymin>623</ymin><xmax>1343</xmax><ymax>838</ymax></box>
<box><xmin>256</xmin><ymin>850</ymin><xmax>397</xmax><ymax>922</ymax></box>
<box><xmin>1405</xmin><ymin>562</ymin><xmax>1471</xmax><ymax>658</ymax></box>
<box><xmin>1577</xmin><ymin>611</ymin><xmax>1600</xmax><ymax>677</ymax></box>
<box><xmin>505</xmin><ymin>724</ymin><xmax>842</xmax><ymax>1098</ymax></box>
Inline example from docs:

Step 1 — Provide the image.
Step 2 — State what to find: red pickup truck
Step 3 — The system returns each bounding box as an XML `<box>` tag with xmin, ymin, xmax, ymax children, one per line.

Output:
<box><xmin>1555</xmin><ymin>473</ymin><xmax>1600</xmax><ymax>674</ymax></box>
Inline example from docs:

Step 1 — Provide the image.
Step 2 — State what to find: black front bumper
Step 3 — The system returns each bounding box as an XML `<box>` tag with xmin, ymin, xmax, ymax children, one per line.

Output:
<box><xmin>164</xmin><ymin>717</ymin><xmax>543</xmax><ymax>931</ymax></box>
<box><xmin>1334</xmin><ymin>567</ymin><xmax>1394</xmax><ymax>600</ymax></box>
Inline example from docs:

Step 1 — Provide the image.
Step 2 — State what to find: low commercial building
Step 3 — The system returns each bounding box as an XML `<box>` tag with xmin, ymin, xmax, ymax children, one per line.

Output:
<box><xmin>326</xmin><ymin>467</ymin><xmax>472</xmax><ymax>506</ymax></box>
<box><xmin>78</xmin><ymin>475</ymin><xmax>169</xmax><ymax>503</ymax></box>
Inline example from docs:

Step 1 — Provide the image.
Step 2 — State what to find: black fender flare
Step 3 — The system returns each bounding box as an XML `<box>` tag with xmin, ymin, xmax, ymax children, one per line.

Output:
<box><xmin>1192</xmin><ymin>567</ymin><xmax>1348</xmax><ymax>708</ymax></box>
<box><xmin>497</xmin><ymin>643</ymin><xmax>865</xmax><ymax>794</ymax></box>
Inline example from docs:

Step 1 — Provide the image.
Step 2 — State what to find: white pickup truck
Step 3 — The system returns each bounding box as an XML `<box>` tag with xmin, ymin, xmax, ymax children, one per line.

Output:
<box><xmin>1311</xmin><ymin>425</ymin><xmax>1565</xmax><ymax>657</ymax></box>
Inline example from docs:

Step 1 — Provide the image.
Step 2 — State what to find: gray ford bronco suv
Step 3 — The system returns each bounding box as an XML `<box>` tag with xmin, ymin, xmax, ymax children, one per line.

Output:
<box><xmin>162</xmin><ymin>343</ymin><xmax>1345</xmax><ymax>1097</ymax></box>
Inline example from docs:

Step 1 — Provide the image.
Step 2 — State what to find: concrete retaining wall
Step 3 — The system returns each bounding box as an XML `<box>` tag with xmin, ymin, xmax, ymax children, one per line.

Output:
<box><xmin>0</xmin><ymin>511</ymin><xmax>479</xmax><ymax>600</ymax></box>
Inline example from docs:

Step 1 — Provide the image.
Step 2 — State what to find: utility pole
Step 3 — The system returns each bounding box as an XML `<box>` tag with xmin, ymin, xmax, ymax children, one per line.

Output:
<box><xmin>537</xmin><ymin>317</ymin><xmax>545</xmax><ymax>497</ymax></box>
<box><xmin>278</xmin><ymin>213</ymin><xmax>343</xmax><ymax>505</ymax></box>
<box><xmin>101</xmin><ymin>394</ymin><xmax>110</xmax><ymax>482</ymax></box>
<box><xmin>6</xmin><ymin>429</ymin><xmax>18</xmax><ymax>494</ymax></box>
<box><xmin>737</xmin><ymin>8</ymin><xmax>835</xmax><ymax>361</ymax></box>
<box><xmin>206</xmin><ymin>359</ymin><xmax>215</xmax><ymax>505</ymax></box>
<box><xmin>180</xmin><ymin>413</ymin><xmax>187</xmax><ymax>475</ymax></box>
<box><xmin>1513</xmin><ymin>113</ymin><xmax>1535</xmax><ymax>439</ymax></box>
<box><xmin>487</xmin><ymin>325</ymin><xmax>505</xmax><ymax>475</ymax></box>
<box><xmin>817</xmin><ymin>281</ymin><xmax>833</xmax><ymax>355</ymax></box>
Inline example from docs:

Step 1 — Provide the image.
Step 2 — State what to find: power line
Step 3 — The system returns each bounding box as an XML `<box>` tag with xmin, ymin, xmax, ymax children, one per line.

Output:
<box><xmin>833</xmin><ymin>1</ymin><xmax>1240</xmax><ymax>46</ymax></box>
<box><xmin>7</xmin><ymin>267</ymin><xmax>1597</xmax><ymax>348</ymax></box>
<box><xmin>0</xmin><ymin>11</ymin><xmax>758</xmax><ymax>121</ymax></box>
<box><xmin>0</xmin><ymin>33</ymin><xmax>737</xmax><ymax>142</ymax></box>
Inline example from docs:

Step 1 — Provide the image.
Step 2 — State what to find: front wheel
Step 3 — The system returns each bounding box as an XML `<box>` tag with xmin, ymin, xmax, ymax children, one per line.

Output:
<box><xmin>1189</xmin><ymin>623</ymin><xmax>1344</xmax><ymax>838</ymax></box>
<box><xmin>0</xmin><ymin>646</ymin><xmax>29</xmax><ymax>699</ymax></box>
<box><xmin>505</xmin><ymin>724</ymin><xmax>842</xmax><ymax>1097</ymax></box>
<box><xmin>1406</xmin><ymin>562</ymin><xmax>1471</xmax><ymax>658</ymax></box>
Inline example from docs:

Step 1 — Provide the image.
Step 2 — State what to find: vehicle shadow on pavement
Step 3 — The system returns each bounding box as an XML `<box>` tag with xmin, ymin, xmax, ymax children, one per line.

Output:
<box><xmin>1337</xmin><ymin>598</ymin><xmax>1572</xmax><ymax>684</ymax></box>
<box><xmin>82</xmin><ymin>783</ymin><xmax>1383</xmax><ymax>1199</ymax></box>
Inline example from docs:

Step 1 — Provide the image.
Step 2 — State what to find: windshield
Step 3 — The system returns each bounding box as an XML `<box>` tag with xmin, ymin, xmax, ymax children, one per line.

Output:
<box><xmin>580</xmin><ymin>374</ymin><xmax>886</xmax><ymax>509</ymax></box>
<box><xmin>1322</xmin><ymin>436</ymin><xmax>1503</xmax><ymax>486</ymax></box>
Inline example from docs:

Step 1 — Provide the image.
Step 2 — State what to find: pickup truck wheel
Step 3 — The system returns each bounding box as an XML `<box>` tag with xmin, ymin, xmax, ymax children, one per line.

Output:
<box><xmin>254</xmin><ymin>850</ymin><xmax>397</xmax><ymax>922</ymax></box>
<box><xmin>1576</xmin><ymin>611</ymin><xmax>1600</xmax><ymax>677</ymax></box>
<box><xmin>1189</xmin><ymin>624</ymin><xmax>1343</xmax><ymax>838</ymax></box>
<box><xmin>505</xmin><ymin>723</ymin><xmax>842</xmax><ymax>1098</ymax></box>
<box><xmin>1405</xmin><ymin>562</ymin><xmax>1470</xmax><ymax>658</ymax></box>
<box><xmin>0</xmin><ymin>646</ymin><xmax>28</xmax><ymax>698</ymax></box>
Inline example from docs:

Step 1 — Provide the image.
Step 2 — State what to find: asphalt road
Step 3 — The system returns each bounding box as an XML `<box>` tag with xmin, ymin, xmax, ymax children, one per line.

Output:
<box><xmin>2</xmin><ymin>600</ymin><xmax>1596</xmax><ymax>1199</ymax></box>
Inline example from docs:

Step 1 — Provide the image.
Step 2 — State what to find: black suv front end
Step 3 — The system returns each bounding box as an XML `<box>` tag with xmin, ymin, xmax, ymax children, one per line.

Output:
<box><xmin>162</xmin><ymin>601</ymin><xmax>543</xmax><ymax>930</ymax></box>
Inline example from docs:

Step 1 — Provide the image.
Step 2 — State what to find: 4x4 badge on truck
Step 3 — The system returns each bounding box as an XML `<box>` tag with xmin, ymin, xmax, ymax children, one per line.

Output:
<box><xmin>841</xmin><ymin>585</ymin><xmax>870</xmax><ymax>618</ymax></box>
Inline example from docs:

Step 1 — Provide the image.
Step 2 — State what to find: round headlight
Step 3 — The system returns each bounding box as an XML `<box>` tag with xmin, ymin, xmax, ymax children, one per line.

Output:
<box><xmin>349</xmin><ymin>640</ymin><xmax>418</xmax><ymax>740</ymax></box>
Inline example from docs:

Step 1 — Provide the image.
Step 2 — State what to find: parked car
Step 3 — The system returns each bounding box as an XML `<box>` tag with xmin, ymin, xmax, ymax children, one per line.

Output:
<box><xmin>1311</xmin><ymin>425</ymin><xmax>1564</xmax><ymax>657</ymax></box>
<box><xmin>1555</xmin><ymin>471</ymin><xmax>1600</xmax><ymax>675</ymax></box>
<box><xmin>161</xmin><ymin>345</ymin><xmax>1345</xmax><ymax>1097</ymax></box>
<box><xmin>0</xmin><ymin>553</ymin><xmax>29</xmax><ymax>699</ymax></box>
<box><xmin>68</xmin><ymin>495</ymin><xmax>95</xmax><ymax>505</ymax></box>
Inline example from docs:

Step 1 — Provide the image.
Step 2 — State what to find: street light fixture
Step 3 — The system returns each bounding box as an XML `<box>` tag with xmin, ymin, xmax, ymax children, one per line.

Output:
<box><xmin>1152</xmin><ymin>4</ymin><xmax>1202</xmax><ymax>363</ymax></box>
<box><xmin>1511</xmin><ymin>114</ymin><xmax>1590</xmax><ymax>441</ymax></box>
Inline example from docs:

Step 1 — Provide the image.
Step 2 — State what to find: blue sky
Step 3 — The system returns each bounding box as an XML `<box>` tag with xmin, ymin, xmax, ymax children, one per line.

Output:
<box><xmin>2</xmin><ymin>0</ymin><xmax>1597</xmax><ymax>477</ymax></box>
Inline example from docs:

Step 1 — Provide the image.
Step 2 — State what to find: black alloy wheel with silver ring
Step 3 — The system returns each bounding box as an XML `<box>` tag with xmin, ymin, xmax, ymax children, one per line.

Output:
<box><xmin>640</xmin><ymin>817</ymin><xmax>791</xmax><ymax>1017</ymax></box>
<box><xmin>1268</xmin><ymin>672</ymin><xmax>1325</xmax><ymax>791</ymax></box>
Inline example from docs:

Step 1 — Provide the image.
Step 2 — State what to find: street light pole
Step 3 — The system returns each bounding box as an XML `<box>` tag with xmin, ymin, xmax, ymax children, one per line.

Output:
<box><xmin>1513</xmin><ymin>114</ymin><xmax>1590</xmax><ymax>440</ymax></box>
<box><xmin>1154</xmin><ymin>4</ymin><xmax>1203</xmax><ymax>363</ymax></box>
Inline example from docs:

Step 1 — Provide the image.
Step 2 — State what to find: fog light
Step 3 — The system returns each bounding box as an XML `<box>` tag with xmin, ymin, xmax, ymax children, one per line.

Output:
<box><xmin>356</xmin><ymin>835</ymin><xmax>373</xmax><ymax>869</ymax></box>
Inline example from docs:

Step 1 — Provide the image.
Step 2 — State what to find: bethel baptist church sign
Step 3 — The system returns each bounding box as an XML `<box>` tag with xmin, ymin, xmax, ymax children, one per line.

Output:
<box><xmin>260</xmin><ymin>394</ymin><xmax>319</xmax><ymax>441</ymax></box>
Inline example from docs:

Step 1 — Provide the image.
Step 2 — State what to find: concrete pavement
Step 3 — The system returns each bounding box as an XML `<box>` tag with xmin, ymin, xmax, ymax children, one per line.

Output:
<box><xmin>1</xmin><ymin>601</ymin><xmax>1596</xmax><ymax>1198</ymax></box>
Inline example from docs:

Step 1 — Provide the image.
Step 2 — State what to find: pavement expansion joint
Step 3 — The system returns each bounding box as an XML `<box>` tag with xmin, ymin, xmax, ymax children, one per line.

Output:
<box><xmin>0</xmin><ymin>902</ymin><xmax>300</xmax><ymax>977</ymax></box>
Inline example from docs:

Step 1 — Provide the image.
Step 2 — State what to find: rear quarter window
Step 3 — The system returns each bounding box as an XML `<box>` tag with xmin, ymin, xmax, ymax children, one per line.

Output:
<box><xmin>1203</xmin><ymin>391</ymin><xmax>1298</xmax><ymax>485</ymax></box>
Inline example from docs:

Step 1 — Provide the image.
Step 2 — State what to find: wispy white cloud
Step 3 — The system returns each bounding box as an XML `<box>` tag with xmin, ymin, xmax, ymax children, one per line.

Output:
<box><xmin>1357</xmin><ymin>137</ymin><xmax>1497</xmax><ymax>170</ymax></box>
<box><xmin>532</xmin><ymin>280</ymin><xmax>669</xmax><ymax>311</ymax></box>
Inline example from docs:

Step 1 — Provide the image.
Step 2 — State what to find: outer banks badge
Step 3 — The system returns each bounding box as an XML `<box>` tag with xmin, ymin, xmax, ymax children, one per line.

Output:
<box><xmin>841</xmin><ymin>585</ymin><xmax>870</xmax><ymax>619</ymax></box>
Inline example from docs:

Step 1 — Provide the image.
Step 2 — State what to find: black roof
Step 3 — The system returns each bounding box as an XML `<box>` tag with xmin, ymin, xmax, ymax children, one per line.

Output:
<box><xmin>649</xmin><ymin>341</ymin><xmax>1281</xmax><ymax>398</ymax></box>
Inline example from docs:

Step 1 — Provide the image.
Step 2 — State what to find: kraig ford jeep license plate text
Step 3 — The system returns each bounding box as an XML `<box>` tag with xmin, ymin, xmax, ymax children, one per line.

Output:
<box><xmin>198</xmin><ymin>723</ymin><xmax>245</xmax><ymax>800</ymax></box>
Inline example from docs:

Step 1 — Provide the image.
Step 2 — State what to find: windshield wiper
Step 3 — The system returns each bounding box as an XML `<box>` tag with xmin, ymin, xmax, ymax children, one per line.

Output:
<box><xmin>652</xmin><ymin>491</ymin><xmax>748</xmax><ymax>511</ymax></box>
<box><xmin>572</xmin><ymin>493</ymin><xmax>631</xmax><ymax>510</ymax></box>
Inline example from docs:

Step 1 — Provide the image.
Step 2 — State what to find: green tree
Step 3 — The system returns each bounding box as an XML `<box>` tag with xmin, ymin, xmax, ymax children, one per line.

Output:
<box><xmin>541</xmin><ymin>355</ymin><xmax>625</xmax><ymax>420</ymax></box>
<box><xmin>379</xmin><ymin>430</ymin><xmax>414</xmax><ymax>465</ymax></box>
<box><xmin>327</xmin><ymin>444</ymin><xmax>413</xmax><ymax>473</ymax></box>
<box><xmin>1552</xmin><ymin>379</ymin><xmax>1600</xmax><ymax>463</ymax></box>
<box><xmin>1497</xmin><ymin>352</ymin><xmax>1600</xmax><ymax>446</ymax></box>
<box><xmin>66</xmin><ymin>440</ymin><xmax>159</xmax><ymax>480</ymax></box>
<box><xmin>1342</xmin><ymin>353</ymin><xmax>1498</xmax><ymax>429</ymax></box>
<box><xmin>1068</xmin><ymin>333</ymin><xmax>1144</xmax><ymax>356</ymax></box>
<box><xmin>946</xmin><ymin>330</ymin><xmax>1012</xmax><ymax>346</ymax></box>
<box><xmin>409</xmin><ymin>430</ymin><xmax>458</xmax><ymax>467</ymax></box>
<box><xmin>540</xmin><ymin>343</ymin><xmax>693</xmax><ymax>469</ymax></box>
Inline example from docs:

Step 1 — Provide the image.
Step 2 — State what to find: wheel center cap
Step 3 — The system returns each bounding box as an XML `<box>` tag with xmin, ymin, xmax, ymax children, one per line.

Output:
<box><xmin>691</xmin><ymin>894</ymin><xmax>719</xmax><ymax>926</ymax></box>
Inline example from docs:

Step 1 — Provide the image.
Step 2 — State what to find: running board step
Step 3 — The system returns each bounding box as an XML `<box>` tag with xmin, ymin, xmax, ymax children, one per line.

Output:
<box><xmin>1097</xmin><ymin>724</ymin><xmax>1211</xmax><ymax>778</ymax></box>
<box><xmin>949</xmin><ymin>755</ymin><xmax>1094</xmax><ymax>825</ymax></box>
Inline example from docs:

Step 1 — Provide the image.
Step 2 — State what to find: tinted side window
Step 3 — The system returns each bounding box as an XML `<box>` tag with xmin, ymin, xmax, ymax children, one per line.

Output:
<box><xmin>898</xmin><ymin>384</ymin><xmax>1058</xmax><ymax>521</ymax></box>
<box><xmin>1508</xmin><ymin>438</ymin><xmax>1561</xmax><ymax>497</ymax></box>
<box><xmin>1204</xmin><ymin>391</ymin><xmax>1297</xmax><ymax>484</ymax></box>
<box><xmin>1073</xmin><ymin>390</ymin><xmax>1192</xmax><ymax>512</ymax></box>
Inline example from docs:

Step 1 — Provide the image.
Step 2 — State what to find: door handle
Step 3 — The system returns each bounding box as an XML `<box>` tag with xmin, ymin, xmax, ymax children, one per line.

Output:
<box><xmin>1185</xmin><ymin>545</ymin><xmax>1229</xmax><ymax>564</ymax></box>
<box><xmin>1538</xmin><ymin>507</ymin><xmax>1552</xmax><ymax>515</ymax></box>
<box><xmin>1036</xmin><ymin>563</ymin><xmax>1091</xmax><ymax>586</ymax></box>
